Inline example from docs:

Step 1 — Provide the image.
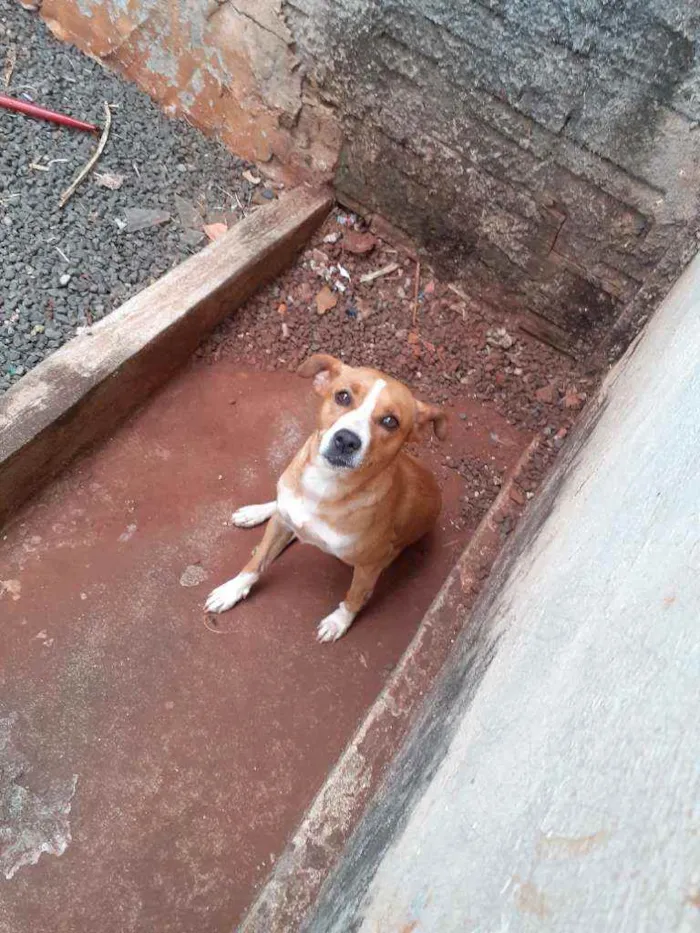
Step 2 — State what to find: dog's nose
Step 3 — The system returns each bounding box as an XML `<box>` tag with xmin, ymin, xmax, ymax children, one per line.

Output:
<box><xmin>333</xmin><ymin>429</ymin><xmax>362</xmax><ymax>456</ymax></box>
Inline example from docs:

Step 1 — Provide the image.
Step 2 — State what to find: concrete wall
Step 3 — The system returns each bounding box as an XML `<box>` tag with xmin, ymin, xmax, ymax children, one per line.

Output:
<box><xmin>40</xmin><ymin>0</ymin><xmax>700</xmax><ymax>353</ymax></box>
<box><xmin>302</xmin><ymin>245</ymin><xmax>700</xmax><ymax>933</ymax></box>
<box><xmin>288</xmin><ymin>0</ymin><xmax>700</xmax><ymax>352</ymax></box>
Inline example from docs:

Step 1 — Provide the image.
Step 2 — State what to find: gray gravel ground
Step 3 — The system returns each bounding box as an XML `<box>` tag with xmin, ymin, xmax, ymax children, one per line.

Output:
<box><xmin>0</xmin><ymin>7</ymin><xmax>274</xmax><ymax>393</ymax></box>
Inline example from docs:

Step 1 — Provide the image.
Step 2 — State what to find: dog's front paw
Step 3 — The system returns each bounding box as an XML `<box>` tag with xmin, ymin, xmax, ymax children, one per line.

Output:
<box><xmin>205</xmin><ymin>572</ymin><xmax>258</xmax><ymax>613</ymax></box>
<box><xmin>231</xmin><ymin>502</ymin><xmax>276</xmax><ymax>528</ymax></box>
<box><xmin>317</xmin><ymin>603</ymin><xmax>356</xmax><ymax>643</ymax></box>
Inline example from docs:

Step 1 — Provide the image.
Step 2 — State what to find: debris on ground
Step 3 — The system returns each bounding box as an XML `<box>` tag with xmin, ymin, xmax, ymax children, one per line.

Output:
<box><xmin>94</xmin><ymin>171</ymin><xmax>124</xmax><ymax>190</ymax></box>
<box><xmin>58</xmin><ymin>101</ymin><xmax>111</xmax><ymax>207</ymax></box>
<box><xmin>0</xmin><ymin>92</ymin><xmax>98</xmax><ymax>133</ymax></box>
<box><xmin>3</xmin><ymin>46</ymin><xmax>17</xmax><ymax>87</ymax></box>
<box><xmin>242</xmin><ymin>169</ymin><xmax>261</xmax><ymax>185</ymax></box>
<box><xmin>341</xmin><ymin>230</ymin><xmax>377</xmax><ymax>255</ymax></box>
<box><xmin>203</xmin><ymin>222</ymin><xmax>228</xmax><ymax>241</ymax></box>
<box><xmin>315</xmin><ymin>285</ymin><xmax>338</xmax><ymax>315</ymax></box>
<box><xmin>121</xmin><ymin>207</ymin><xmax>171</xmax><ymax>233</ymax></box>
<box><xmin>535</xmin><ymin>384</ymin><xmax>556</xmax><ymax>404</ymax></box>
<box><xmin>199</xmin><ymin>209</ymin><xmax>602</xmax><ymax>526</ymax></box>
<box><xmin>174</xmin><ymin>194</ymin><xmax>203</xmax><ymax>231</ymax></box>
<box><xmin>486</xmin><ymin>327</ymin><xmax>515</xmax><ymax>350</ymax></box>
<box><xmin>360</xmin><ymin>262</ymin><xmax>400</xmax><ymax>284</ymax></box>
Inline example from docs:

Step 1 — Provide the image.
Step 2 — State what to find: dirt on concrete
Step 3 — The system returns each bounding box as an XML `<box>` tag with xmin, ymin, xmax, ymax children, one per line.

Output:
<box><xmin>0</xmin><ymin>362</ymin><xmax>529</xmax><ymax>932</ymax></box>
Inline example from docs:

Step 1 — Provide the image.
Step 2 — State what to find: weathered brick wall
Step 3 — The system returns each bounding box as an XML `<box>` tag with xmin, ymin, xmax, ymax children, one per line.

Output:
<box><xmin>286</xmin><ymin>0</ymin><xmax>700</xmax><ymax>353</ymax></box>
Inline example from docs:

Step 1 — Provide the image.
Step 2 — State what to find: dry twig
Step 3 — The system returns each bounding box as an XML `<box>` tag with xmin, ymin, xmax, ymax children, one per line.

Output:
<box><xmin>359</xmin><ymin>261</ymin><xmax>400</xmax><ymax>284</ymax></box>
<box><xmin>412</xmin><ymin>260</ymin><xmax>421</xmax><ymax>328</ymax></box>
<box><xmin>3</xmin><ymin>47</ymin><xmax>17</xmax><ymax>88</ymax></box>
<box><xmin>59</xmin><ymin>101</ymin><xmax>112</xmax><ymax>208</ymax></box>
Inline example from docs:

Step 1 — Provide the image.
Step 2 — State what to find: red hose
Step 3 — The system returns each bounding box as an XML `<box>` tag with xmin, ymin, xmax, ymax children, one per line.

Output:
<box><xmin>0</xmin><ymin>94</ymin><xmax>98</xmax><ymax>133</ymax></box>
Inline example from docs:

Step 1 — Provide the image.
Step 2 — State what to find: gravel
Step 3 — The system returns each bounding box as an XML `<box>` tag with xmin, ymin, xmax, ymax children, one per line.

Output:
<box><xmin>0</xmin><ymin>8</ymin><xmax>273</xmax><ymax>393</ymax></box>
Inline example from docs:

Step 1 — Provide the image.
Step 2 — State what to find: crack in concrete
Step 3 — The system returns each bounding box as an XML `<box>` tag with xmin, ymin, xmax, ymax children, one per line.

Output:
<box><xmin>208</xmin><ymin>0</ymin><xmax>290</xmax><ymax>44</ymax></box>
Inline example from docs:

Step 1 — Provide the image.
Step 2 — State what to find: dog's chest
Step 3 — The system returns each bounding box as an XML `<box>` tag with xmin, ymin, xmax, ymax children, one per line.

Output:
<box><xmin>277</xmin><ymin>480</ymin><xmax>353</xmax><ymax>558</ymax></box>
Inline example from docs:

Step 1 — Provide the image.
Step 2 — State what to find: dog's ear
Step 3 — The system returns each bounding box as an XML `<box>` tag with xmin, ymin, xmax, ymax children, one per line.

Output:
<box><xmin>297</xmin><ymin>354</ymin><xmax>343</xmax><ymax>396</ymax></box>
<box><xmin>412</xmin><ymin>400</ymin><xmax>449</xmax><ymax>441</ymax></box>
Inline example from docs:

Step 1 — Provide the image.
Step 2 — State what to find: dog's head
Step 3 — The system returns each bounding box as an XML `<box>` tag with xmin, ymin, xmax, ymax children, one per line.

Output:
<box><xmin>298</xmin><ymin>354</ymin><xmax>447</xmax><ymax>472</ymax></box>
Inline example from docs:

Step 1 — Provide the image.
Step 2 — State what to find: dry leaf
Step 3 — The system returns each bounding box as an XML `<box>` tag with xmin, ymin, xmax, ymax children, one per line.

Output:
<box><xmin>242</xmin><ymin>169</ymin><xmax>262</xmax><ymax>185</ymax></box>
<box><xmin>342</xmin><ymin>230</ymin><xmax>377</xmax><ymax>255</ymax></box>
<box><xmin>315</xmin><ymin>285</ymin><xmax>338</xmax><ymax>315</ymax></box>
<box><xmin>95</xmin><ymin>172</ymin><xmax>125</xmax><ymax>190</ymax></box>
<box><xmin>407</xmin><ymin>331</ymin><xmax>422</xmax><ymax>359</ymax></box>
<box><xmin>204</xmin><ymin>222</ymin><xmax>228</xmax><ymax>241</ymax></box>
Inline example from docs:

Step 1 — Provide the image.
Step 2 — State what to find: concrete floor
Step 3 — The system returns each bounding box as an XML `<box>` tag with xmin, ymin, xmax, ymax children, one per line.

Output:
<box><xmin>0</xmin><ymin>362</ymin><xmax>528</xmax><ymax>932</ymax></box>
<box><xmin>305</xmin><ymin>255</ymin><xmax>700</xmax><ymax>932</ymax></box>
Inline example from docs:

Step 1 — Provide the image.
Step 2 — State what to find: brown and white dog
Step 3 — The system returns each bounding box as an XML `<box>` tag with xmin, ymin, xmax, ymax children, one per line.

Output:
<box><xmin>205</xmin><ymin>354</ymin><xmax>447</xmax><ymax>642</ymax></box>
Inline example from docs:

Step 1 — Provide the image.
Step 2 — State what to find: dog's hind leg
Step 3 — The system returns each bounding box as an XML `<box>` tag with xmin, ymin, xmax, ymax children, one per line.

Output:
<box><xmin>205</xmin><ymin>513</ymin><xmax>294</xmax><ymax>614</ymax></box>
<box><xmin>231</xmin><ymin>501</ymin><xmax>277</xmax><ymax>528</ymax></box>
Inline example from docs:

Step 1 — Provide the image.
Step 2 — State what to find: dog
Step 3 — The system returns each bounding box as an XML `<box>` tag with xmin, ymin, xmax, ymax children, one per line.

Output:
<box><xmin>205</xmin><ymin>353</ymin><xmax>447</xmax><ymax>642</ymax></box>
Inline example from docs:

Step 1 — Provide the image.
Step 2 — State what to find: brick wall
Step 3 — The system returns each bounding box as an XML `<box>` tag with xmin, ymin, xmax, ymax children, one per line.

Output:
<box><xmin>286</xmin><ymin>0</ymin><xmax>700</xmax><ymax>354</ymax></box>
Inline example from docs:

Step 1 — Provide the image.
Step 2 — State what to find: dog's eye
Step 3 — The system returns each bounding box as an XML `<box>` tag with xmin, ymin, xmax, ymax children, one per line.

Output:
<box><xmin>335</xmin><ymin>390</ymin><xmax>352</xmax><ymax>406</ymax></box>
<box><xmin>380</xmin><ymin>414</ymin><xmax>399</xmax><ymax>431</ymax></box>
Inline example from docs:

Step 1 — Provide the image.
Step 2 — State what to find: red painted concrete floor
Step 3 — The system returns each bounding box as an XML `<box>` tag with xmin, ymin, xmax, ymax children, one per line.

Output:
<box><xmin>0</xmin><ymin>363</ymin><xmax>529</xmax><ymax>932</ymax></box>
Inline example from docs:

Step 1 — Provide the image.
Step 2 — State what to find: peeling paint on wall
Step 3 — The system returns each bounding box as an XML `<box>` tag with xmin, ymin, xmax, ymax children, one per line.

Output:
<box><xmin>39</xmin><ymin>0</ymin><xmax>342</xmax><ymax>182</ymax></box>
<box><xmin>0</xmin><ymin>713</ymin><xmax>78</xmax><ymax>881</ymax></box>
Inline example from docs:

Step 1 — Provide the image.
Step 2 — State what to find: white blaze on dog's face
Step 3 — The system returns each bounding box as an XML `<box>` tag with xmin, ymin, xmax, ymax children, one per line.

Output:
<box><xmin>297</xmin><ymin>354</ymin><xmax>448</xmax><ymax>473</ymax></box>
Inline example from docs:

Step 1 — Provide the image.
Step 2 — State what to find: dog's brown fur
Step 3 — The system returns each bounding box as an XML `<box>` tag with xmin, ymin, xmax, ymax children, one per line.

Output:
<box><xmin>205</xmin><ymin>354</ymin><xmax>447</xmax><ymax>641</ymax></box>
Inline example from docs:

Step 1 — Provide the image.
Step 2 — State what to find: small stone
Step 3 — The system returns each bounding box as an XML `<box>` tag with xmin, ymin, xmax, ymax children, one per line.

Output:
<box><xmin>94</xmin><ymin>172</ymin><xmax>125</xmax><ymax>190</ymax></box>
<box><xmin>486</xmin><ymin>327</ymin><xmax>515</xmax><ymax>350</ymax></box>
<box><xmin>563</xmin><ymin>389</ymin><xmax>585</xmax><ymax>410</ymax></box>
<box><xmin>122</xmin><ymin>208</ymin><xmax>171</xmax><ymax>233</ymax></box>
<box><xmin>59</xmin><ymin>273</ymin><xmax>71</xmax><ymax>286</ymax></box>
<box><xmin>179</xmin><ymin>564</ymin><xmax>209</xmax><ymax>587</ymax></box>
<box><xmin>341</xmin><ymin>230</ymin><xmax>377</xmax><ymax>255</ymax></box>
<box><xmin>509</xmin><ymin>485</ymin><xmax>526</xmax><ymax>506</ymax></box>
<box><xmin>315</xmin><ymin>285</ymin><xmax>338</xmax><ymax>315</ymax></box>
<box><xmin>174</xmin><ymin>194</ymin><xmax>203</xmax><ymax>230</ymax></box>
<box><xmin>242</xmin><ymin>169</ymin><xmax>262</xmax><ymax>185</ymax></box>
<box><xmin>181</xmin><ymin>229</ymin><xmax>205</xmax><ymax>247</ymax></box>
<box><xmin>535</xmin><ymin>385</ymin><xmax>555</xmax><ymax>404</ymax></box>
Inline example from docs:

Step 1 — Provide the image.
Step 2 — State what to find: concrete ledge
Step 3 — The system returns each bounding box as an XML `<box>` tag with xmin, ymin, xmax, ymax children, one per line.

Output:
<box><xmin>302</xmin><ymin>256</ymin><xmax>700</xmax><ymax>933</ymax></box>
<box><xmin>0</xmin><ymin>186</ymin><xmax>332</xmax><ymax>527</ymax></box>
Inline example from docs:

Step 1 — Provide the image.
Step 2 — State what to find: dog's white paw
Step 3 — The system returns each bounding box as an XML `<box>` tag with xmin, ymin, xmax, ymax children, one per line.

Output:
<box><xmin>231</xmin><ymin>502</ymin><xmax>276</xmax><ymax>528</ymax></box>
<box><xmin>205</xmin><ymin>572</ymin><xmax>258</xmax><ymax>613</ymax></box>
<box><xmin>317</xmin><ymin>603</ymin><xmax>356</xmax><ymax>643</ymax></box>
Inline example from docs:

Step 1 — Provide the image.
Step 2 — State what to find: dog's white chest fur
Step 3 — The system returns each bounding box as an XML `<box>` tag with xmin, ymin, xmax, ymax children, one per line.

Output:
<box><xmin>277</xmin><ymin>466</ymin><xmax>354</xmax><ymax>558</ymax></box>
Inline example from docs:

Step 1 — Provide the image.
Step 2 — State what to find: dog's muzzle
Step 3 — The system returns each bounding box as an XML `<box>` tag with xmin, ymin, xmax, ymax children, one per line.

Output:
<box><xmin>323</xmin><ymin>428</ymin><xmax>362</xmax><ymax>468</ymax></box>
